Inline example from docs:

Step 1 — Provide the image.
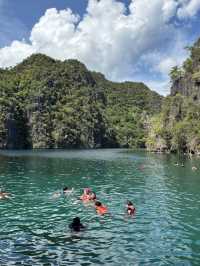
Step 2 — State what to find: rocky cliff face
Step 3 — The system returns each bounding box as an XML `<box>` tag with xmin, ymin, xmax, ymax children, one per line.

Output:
<box><xmin>147</xmin><ymin>38</ymin><xmax>200</xmax><ymax>154</ymax></box>
<box><xmin>0</xmin><ymin>54</ymin><xmax>162</xmax><ymax>149</ymax></box>
<box><xmin>171</xmin><ymin>38</ymin><xmax>200</xmax><ymax>99</ymax></box>
<box><xmin>171</xmin><ymin>76</ymin><xmax>199</xmax><ymax>98</ymax></box>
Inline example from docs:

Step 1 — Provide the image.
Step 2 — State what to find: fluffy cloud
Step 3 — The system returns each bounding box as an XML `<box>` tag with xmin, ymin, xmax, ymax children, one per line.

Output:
<box><xmin>178</xmin><ymin>0</ymin><xmax>200</xmax><ymax>19</ymax></box>
<box><xmin>162</xmin><ymin>0</ymin><xmax>178</xmax><ymax>22</ymax></box>
<box><xmin>0</xmin><ymin>0</ymin><xmax>199</xmax><ymax>95</ymax></box>
<box><xmin>0</xmin><ymin>41</ymin><xmax>35</xmax><ymax>67</ymax></box>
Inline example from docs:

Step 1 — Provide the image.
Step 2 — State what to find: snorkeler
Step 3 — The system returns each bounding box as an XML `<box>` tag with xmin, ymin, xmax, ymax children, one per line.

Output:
<box><xmin>69</xmin><ymin>217</ymin><xmax>85</xmax><ymax>232</ymax></box>
<box><xmin>126</xmin><ymin>201</ymin><xmax>136</xmax><ymax>215</ymax></box>
<box><xmin>95</xmin><ymin>201</ymin><xmax>108</xmax><ymax>215</ymax></box>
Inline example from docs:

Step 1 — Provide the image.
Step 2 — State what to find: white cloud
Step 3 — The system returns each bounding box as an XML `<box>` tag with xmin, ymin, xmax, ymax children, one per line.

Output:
<box><xmin>0</xmin><ymin>0</ymin><xmax>198</xmax><ymax>95</ymax></box>
<box><xmin>158</xmin><ymin>58</ymin><xmax>179</xmax><ymax>76</ymax></box>
<box><xmin>162</xmin><ymin>0</ymin><xmax>178</xmax><ymax>22</ymax></box>
<box><xmin>147</xmin><ymin>37</ymin><xmax>188</xmax><ymax>78</ymax></box>
<box><xmin>178</xmin><ymin>0</ymin><xmax>200</xmax><ymax>19</ymax></box>
<box><xmin>146</xmin><ymin>80</ymin><xmax>170</xmax><ymax>96</ymax></box>
<box><xmin>0</xmin><ymin>41</ymin><xmax>35</xmax><ymax>67</ymax></box>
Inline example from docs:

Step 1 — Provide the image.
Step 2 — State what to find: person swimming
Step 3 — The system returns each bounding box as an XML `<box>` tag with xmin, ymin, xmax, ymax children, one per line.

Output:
<box><xmin>95</xmin><ymin>201</ymin><xmax>108</xmax><ymax>215</ymax></box>
<box><xmin>63</xmin><ymin>187</ymin><xmax>73</xmax><ymax>194</ymax></box>
<box><xmin>80</xmin><ymin>188</ymin><xmax>90</xmax><ymax>201</ymax></box>
<box><xmin>126</xmin><ymin>201</ymin><xmax>136</xmax><ymax>215</ymax></box>
<box><xmin>0</xmin><ymin>191</ymin><xmax>10</xmax><ymax>200</ymax></box>
<box><xmin>69</xmin><ymin>217</ymin><xmax>85</xmax><ymax>232</ymax></box>
<box><xmin>80</xmin><ymin>188</ymin><xmax>96</xmax><ymax>202</ymax></box>
<box><xmin>89</xmin><ymin>192</ymin><xmax>96</xmax><ymax>201</ymax></box>
<box><xmin>52</xmin><ymin>186</ymin><xmax>73</xmax><ymax>198</ymax></box>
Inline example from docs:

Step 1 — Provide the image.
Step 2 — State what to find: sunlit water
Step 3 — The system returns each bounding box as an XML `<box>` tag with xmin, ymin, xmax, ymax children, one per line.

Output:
<box><xmin>0</xmin><ymin>149</ymin><xmax>200</xmax><ymax>265</ymax></box>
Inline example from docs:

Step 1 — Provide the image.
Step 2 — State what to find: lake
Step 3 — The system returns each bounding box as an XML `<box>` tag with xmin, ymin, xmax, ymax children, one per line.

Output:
<box><xmin>0</xmin><ymin>149</ymin><xmax>200</xmax><ymax>265</ymax></box>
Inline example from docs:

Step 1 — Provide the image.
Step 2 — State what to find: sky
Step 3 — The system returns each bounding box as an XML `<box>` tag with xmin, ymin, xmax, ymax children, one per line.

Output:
<box><xmin>0</xmin><ymin>0</ymin><xmax>200</xmax><ymax>95</ymax></box>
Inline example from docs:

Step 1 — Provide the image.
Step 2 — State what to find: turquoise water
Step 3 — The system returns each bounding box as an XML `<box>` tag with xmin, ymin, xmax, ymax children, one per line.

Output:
<box><xmin>0</xmin><ymin>149</ymin><xmax>200</xmax><ymax>265</ymax></box>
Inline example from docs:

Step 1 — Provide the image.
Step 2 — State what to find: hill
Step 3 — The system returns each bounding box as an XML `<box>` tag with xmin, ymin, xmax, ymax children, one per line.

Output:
<box><xmin>0</xmin><ymin>54</ymin><xmax>162</xmax><ymax>149</ymax></box>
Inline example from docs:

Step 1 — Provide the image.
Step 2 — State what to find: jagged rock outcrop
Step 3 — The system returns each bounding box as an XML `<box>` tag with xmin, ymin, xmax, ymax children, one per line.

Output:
<box><xmin>171</xmin><ymin>38</ymin><xmax>200</xmax><ymax>100</ymax></box>
<box><xmin>147</xmin><ymin>37</ymin><xmax>200</xmax><ymax>154</ymax></box>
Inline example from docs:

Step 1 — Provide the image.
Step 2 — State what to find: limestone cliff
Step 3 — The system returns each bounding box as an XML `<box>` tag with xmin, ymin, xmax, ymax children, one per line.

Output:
<box><xmin>147</xmin><ymin>38</ymin><xmax>200</xmax><ymax>154</ymax></box>
<box><xmin>0</xmin><ymin>54</ymin><xmax>162</xmax><ymax>149</ymax></box>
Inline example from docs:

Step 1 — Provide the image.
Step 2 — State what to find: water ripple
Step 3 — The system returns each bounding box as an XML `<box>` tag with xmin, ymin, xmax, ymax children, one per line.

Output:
<box><xmin>0</xmin><ymin>150</ymin><xmax>200</xmax><ymax>265</ymax></box>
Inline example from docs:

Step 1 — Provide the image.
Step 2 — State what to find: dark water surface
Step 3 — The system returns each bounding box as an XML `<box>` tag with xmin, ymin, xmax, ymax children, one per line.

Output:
<box><xmin>0</xmin><ymin>149</ymin><xmax>200</xmax><ymax>265</ymax></box>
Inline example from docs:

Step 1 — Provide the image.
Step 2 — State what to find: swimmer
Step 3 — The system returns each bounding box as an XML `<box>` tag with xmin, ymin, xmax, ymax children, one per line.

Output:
<box><xmin>192</xmin><ymin>166</ymin><xmax>197</xmax><ymax>171</ymax></box>
<box><xmin>63</xmin><ymin>187</ymin><xmax>73</xmax><ymax>194</ymax></box>
<box><xmin>80</xmin><ymin>188</ymin><xmax>91</xmax><ymax>201</ymax></box>
<box><xmin>95</xmin><ymin>201</ymin><xmax>108</xmax><ymax>215</ymax></box>
<box><xmin>52</xmin><ymin>191</ymin><xmax>61</xmax><ymax>198</ymax></box>
<box><xmin>0</xmin><ymin>191</ymin><xmax>11</xmax><ymax>200</ymax></box>
<box><xmin>52</xmin><ymin>186</ymin><xmax>73</xmax><ymax>198</ymax></box>
<box><xmin>80</xmin><ymin>188</ymin><xmax>97</xmax><ymax>202</ymax></box>
<box><xmin>89</xmin><ymin>192</ymin><xmax>96</xmax><ymax>201</ymax></box>
<box><xmin>126</xmin><ymin>200</ymin><xmax>136</xmax><ymax>215</ymax></box>
<box><xmin>69</xmin><ymin>217</ymin><xmax>85</xmax><ymax>232</ymax></box>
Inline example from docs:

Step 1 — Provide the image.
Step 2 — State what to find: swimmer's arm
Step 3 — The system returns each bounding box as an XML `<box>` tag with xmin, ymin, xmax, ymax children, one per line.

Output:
<box><xmin>52</xmin><ymin>192</ymin><xmax>61</xmax><ymax>198</ymax></box>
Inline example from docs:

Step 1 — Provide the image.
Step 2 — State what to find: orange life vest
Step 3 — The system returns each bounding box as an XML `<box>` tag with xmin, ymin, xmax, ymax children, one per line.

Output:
<box><xmin>96</xmin><ymin>205</ymin><xmax>108</xmax><ymax>215</ymax></box>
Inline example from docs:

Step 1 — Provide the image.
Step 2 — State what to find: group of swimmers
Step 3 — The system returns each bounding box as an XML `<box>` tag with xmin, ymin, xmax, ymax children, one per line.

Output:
<box><xmin>0</xmin><ymin>186</ymin><xmax>136</xmax><ymax>232</ymax></box>
<box><xmin>68</xmin><ymin>187</ymin><xmax>136</xmax><ymax>232</ymax></box>
<box><xmin>174</xmin><ymin>162</ymin><xmax>198</xmax><ymax>171</ymax></box>
<box><xmin>80</xmin><ymin>188</ymin><xmax>108</xmax><ymax>215</ymax></box>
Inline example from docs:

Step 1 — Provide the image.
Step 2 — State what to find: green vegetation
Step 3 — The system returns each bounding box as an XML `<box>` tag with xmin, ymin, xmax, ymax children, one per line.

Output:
<box><xmin>3</xmin><ymin>37</ymin><xmax>200</xmax><ymax>153</ymax></box>
<box><xmin>0</xmin><ymin>54</ymin><xmax>162</xmax><ymax>149</ymax></box>
<box><xmin>170</xmin><ymin>66</ymin><xmax>184</xmax><ymax>81</ymax></box>
<box><xmin>2</xmin><ymin>37</ymin><xmax>200</xmax><ymax>153</ymax></box>
<box><xmin>147</xmin><ymin>38</ymin><xmax>200</xmax><ymax>154</ymax></box>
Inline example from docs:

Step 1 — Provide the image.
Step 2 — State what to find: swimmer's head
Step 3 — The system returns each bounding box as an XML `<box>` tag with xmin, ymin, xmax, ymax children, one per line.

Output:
<box><xmin>91</xmin><ymin>192</ymin><xmax>96</xmax><ymax>200</ymax></box>
<box><xmin>95</xmin><ymin>201</ymin><xmax>102</xmax><ymax>207</ymax></box>
<box><xmin>127</xmin><ymin>201</ymin><xmax>133</xmax><ymax>206</ymax></box>
<box><xmin>63</xmin><ymin>187</ymin><xmax>69</xmax><ymax>192</ymax></box>
<box><xmin>72</xmin><ymin>217</ymin><xmax>81</xmax><ymax>225</ymax></box>
<box><xmin>84</xmin><ymin>188</ymin><xmax>91</xmax><ymax>194</ymax></box>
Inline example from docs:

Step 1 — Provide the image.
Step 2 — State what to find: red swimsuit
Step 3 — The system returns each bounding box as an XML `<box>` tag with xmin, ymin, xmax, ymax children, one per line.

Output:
<box><xmin>127</xmin><ymin>206</ymin><xmax>135</xmax><ymax>215</ymax></box>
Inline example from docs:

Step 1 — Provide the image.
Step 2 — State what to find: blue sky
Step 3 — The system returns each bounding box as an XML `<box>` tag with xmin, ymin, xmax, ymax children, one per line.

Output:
<box><xmin>5</xmin><ymin>1</ymin><xmax>86</xmax><ymax>38</ymax></box>
<box><xmin>0</xmin><ymin>0</ymin><xmax>86</xmax><ymax>47</ymax></box>
<box><xmin>0</xmin><ymin>0</ymin><xmax>200</xmax><ymax>95</ymax></box>
<box><xmin>0</xmin><ymin>0</ymin><xmax>130</xmax><ymax>46</ymax></box>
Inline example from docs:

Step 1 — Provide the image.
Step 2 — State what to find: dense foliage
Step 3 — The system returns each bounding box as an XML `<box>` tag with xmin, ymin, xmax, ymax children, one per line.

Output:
<box><xmin>147</xmin><ymin>38</ymin><xmax>200</xmax><ymax>154</ymax></box>
<box><xmin>0</xmin><ymin>54</ymin><xmax>162</xmax><ymax>149</ymax></box>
